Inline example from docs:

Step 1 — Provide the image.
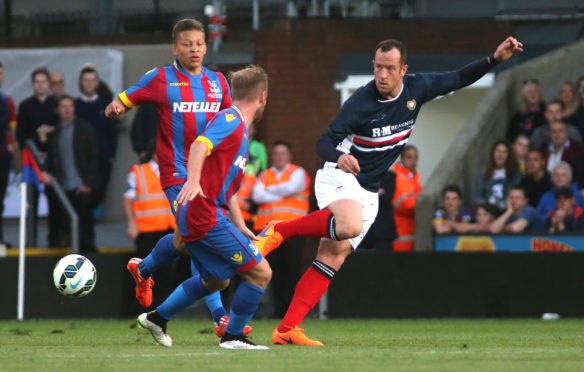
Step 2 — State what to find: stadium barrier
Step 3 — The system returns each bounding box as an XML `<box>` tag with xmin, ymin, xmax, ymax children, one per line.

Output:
<box><xmin>2</xmin><ymin>250</ymin><xmax>584</xmax><ymax>319</ymax></box>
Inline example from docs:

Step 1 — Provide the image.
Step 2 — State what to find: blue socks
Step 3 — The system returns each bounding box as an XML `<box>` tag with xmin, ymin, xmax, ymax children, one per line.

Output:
<box><xmin>190</xmin><ymin>260</ymin><xmax>228</xmax><ymax>324</ymax></box>
<box><xmin>138</xmin><ymin>234</ymin><xmax>178</xmax><ymax>278</ymax></box>
<box><xmin>157</xmin><ymin>275</ymin><xmax>210</xmax><ymax>320</ymax></box>
<box><xmin>225</xmin><ymin>281</ymin><xmax>264</xmax><ymax>335</ymax></box>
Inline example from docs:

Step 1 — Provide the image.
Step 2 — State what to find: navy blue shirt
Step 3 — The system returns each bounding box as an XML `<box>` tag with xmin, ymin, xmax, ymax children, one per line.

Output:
<box><xmin>317</xmin><ymin>55</ymin><xmax>497</xmax><ymax>192</ymax></box>
<box><xmin>320</xmin><ymin>73</ymin><xmax>459</xmax><ymax>191</ymax></box>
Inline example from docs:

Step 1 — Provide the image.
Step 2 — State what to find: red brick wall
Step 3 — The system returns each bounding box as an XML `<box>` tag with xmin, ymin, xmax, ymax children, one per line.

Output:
<box><xmin>253</xmin><ymin>18</ymin><xmax>514</xmax><ymax>177</ymax></box>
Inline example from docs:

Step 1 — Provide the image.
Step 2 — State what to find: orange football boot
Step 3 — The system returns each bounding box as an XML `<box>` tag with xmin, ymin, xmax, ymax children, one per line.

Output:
<box><xmin>254</xmin><ymin>220</ymin><xmax>284</xmax><ymax>256</ymax></box>
<box><xmin>272</xmin><ymin>326</ymin><xmax>324</xmax><ymax>346</ymax></box>
<box><xmin>127</xmin><ymin>257</ymin><xmax>154</xmax><ymax>307</ymax></box>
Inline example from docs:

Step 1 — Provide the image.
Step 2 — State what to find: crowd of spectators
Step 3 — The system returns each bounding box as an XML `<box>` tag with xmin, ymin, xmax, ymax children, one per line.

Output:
<box><xmin>0</xmin><ymin>62</ymin><xmax>116</xmax><ymax>251</ymax></box>
<box><xmin>2</xmin><ymin>63</ymin><xmax>583</xmax><ymax>253</ymax></box>
<box><xmin>435</xmin><ymin>77</ymin><xmax>584</xmax><ymax>235</ymax></box>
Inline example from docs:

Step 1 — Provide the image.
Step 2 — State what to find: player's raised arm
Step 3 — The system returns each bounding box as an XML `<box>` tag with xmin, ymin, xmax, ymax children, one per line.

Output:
<box><xmin>105</xmin><ymin>97</ymin><xmax>129</xmax><ymax>120</ymax></box>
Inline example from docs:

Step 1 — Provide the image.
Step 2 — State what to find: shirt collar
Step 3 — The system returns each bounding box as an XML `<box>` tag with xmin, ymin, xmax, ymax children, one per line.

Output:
<box><xmin>549</xmin><ymin>140</ymin><xmax>570</xmax><ymax>152</ymax></box>
<box><xmin>80</xmin><ymin>94</ymin><xmax>98</xmax><ymax>102</ymax></box>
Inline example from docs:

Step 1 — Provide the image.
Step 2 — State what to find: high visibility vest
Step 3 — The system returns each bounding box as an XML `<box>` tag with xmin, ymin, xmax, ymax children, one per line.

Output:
<box><xmin>132</xmin><ymin>163</ymin><xmax>176</xmax><ymax>233</ymax></box>
<box><xmin>237</xmin><ymin>173</ymin><xmax>256</xmax><ymax>223</ymax></box>
<box><xmin>253</xmin><ymin>164</ymin><xmax>310</xmax><ymax>231</ymax></box>
<box><xmin>391</xmin><ymin>161</ymin><xmax>421</xmax><ymax>252</ymax></box>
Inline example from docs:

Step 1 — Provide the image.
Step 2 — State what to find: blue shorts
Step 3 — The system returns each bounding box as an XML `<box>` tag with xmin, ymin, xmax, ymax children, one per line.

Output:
<box><xmin>164</xmin><ymin>184</ymin><xmax>183</xmax><ymax>219</ymax></box>
<box><xmin>186</xmin><ymin>218</ymin><xmax>263</xmax><ymax>282</ymax></box>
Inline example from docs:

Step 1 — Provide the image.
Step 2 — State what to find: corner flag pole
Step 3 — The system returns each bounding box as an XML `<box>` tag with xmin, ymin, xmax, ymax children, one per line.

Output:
<box><xmin>17</xmin><ymin>182</ymin><xmax>27</xmax><ymax>320</ymax></box>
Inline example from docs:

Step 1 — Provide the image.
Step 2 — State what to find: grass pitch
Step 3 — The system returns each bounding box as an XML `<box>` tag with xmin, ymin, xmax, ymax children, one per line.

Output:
<box><xmin>1</xmin><ymin>318</ymin><xmax>583</xmax><ymax>371</ymax></box>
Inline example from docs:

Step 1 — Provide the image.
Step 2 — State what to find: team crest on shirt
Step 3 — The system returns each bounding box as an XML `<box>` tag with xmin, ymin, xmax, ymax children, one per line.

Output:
<box><xmin>208</xmin><ymin>80</ymin><xmax>220</xmax><ymax>93</ymax></box>
<box><xmin>407</xmin><ymin>99</ymin><xmax>416</xmax><ymax>111</ymax></box>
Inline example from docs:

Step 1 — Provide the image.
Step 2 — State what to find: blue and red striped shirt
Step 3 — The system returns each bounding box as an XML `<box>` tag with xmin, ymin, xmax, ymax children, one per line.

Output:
<box><xmin>178</xmin><ymin>106</ymin><xmax>249</xmax><ymax>241</ymax></box>
<box><xmin>119</xmin><ymin>60</ymin><xmax>232</xmax><ymax>188</ymax></box>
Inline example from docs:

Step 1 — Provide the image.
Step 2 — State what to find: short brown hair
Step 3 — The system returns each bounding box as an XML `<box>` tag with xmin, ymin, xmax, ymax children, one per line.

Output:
<box><xmin>375</xmin><ymin>39</ymin><xmax>407</xmax><ymax>65</ymax></box>
<box><xmin>31</xmin><ymin>67</ymin><xmax>50</xmax><ymax>82</ymax></box>
<box><xmin>57</xmin><ymin>94</ymin><xmax>74</xmax><ymax>106</ymax></box>
<box><xmin>172</xmin><ymin>18</ymin><xmax>205</xmax><ymax>43</ymax></box>
<box><xmin>229</xmin><ymin>65</ymin><xmax>268</xmax><ymax>102</ymax></box>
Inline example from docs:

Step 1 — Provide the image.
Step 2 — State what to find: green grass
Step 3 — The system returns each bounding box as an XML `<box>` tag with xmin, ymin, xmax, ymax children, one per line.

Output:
<box><xmin>1</xmin><ymin>319</ymin><xmax>584</xmax><ymax>371</ymax></box>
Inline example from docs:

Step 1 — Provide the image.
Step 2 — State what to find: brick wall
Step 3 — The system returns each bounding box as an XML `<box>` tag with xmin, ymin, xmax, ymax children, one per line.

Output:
<box><xmin>253</xmin><ymin>18</ymin><xmax>514</xmax><ymax>178</ymax></box>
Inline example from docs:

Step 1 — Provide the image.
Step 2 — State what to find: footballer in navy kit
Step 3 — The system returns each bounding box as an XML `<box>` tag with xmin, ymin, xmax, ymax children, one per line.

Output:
<box><xmin>253</xmin><ymin>36</ymin><xmax>524</xmax><ymax>346</ymax></box>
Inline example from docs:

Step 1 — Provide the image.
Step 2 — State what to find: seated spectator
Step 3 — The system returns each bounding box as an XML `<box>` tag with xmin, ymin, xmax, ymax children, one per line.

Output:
<box><xmin>506</xmin><ymin>79</ymin><xmax>545</xmax><ymax>141</ymax></box>
<box><xmin>433</xmin><ymin>184</ymin><xmax>472</xmax><ymax>235</ymax></box>
<box><xmin>559</xmin><ymin>81</ymin><xmax>580</xmax><ymax>122</ymax></box>
<box><xmin>472</xmin><ymin>139</ymin><xmax>521</xmax><ymax>211</ymax></box>
<box><xmin>537</xmin><ymin>162</ymin><xmax>584</xmax><ymax>217</ymax></box>
<box><xmin>449</xmin><ymin>202</ymin><xmax>500</xmax><ymax>234</ymax></box>
<box><xmin>540</xmin><ymin>120</ymin><xmax>581</xmax><ymax>173</ymax></box>
<box><xmin>512</xmin><ymin>133</ymin><xmax>530</xmax><ymax>174</ymax></box>
<box><xmin>490</xmin><ymin>186</ymin><xmax>545</xmax><ymax>233</ymax></box>
<box><xmin>572</xmin><ymin>76</ymin><xmax>584</xmax><ymax>133</ymax></box>
<box><xmin>531</xmin><ymin>99</ymin><xmax>582</xmax><ymax>148</ymax></box>
<box><xmin>520</xmin><ymin>149</ymin><xmax>552</xmax><ymax>207</ymax></box>
<box><xmin>547</xmin><ymin>186</ymin><xmax>584</xmax><ymax>232</ymax></box>
<box><xmin>392</xmin><ymin>145</ymin><xmax>422</xmax><ymax>251</ymax></box>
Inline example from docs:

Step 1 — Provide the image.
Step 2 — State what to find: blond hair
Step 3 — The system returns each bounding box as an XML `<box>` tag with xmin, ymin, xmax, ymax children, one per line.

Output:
<box><xmin>229</xmin><ymin>65</ymin><xmax>268</xmax><ymax>102</ymax></box>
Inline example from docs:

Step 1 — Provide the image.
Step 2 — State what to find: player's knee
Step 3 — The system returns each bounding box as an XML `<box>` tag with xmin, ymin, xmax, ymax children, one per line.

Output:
<box><xmin>204</xmin><ymin>276</ymin><xmax>230</xmax><ymax>292</ymax></box>
<box><xmin>335</xmin><ymin>220</ymin><xmax>362</xmax><ymax>240</ymax></box>
<box><xmin>243</xmin><ymin>261</ymin><xmax>272</xmax><ymax>289</ymax></box>
<box><xmin>173</xmin><ymin>235</ymin><xmax>186</xmax><ymax>253</ymax></box>
<box><xmin>255</xmin><ymin>263</ymin><xmax>272</xmax><ymax>288</ymax></box>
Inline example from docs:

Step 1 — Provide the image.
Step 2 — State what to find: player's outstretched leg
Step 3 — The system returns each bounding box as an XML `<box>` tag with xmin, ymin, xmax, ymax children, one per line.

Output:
<box><xmin>188</xmin><ymin>260</ymin><xmax>253</xmax><ymax>338</ymax></box>
<box><xmin>255</xmin><ymin>209</ymin><xmax>337</xmax><ymax>256</ymax></box>
<box><xmin>127</xmin><ymin>234</ymin><xmax>179</xmax><ymax>307</ymax></box>
<box><xmin>272</xmin><ymin>259</ymin><xmax>338</xmax><ymax>346</ymax></box>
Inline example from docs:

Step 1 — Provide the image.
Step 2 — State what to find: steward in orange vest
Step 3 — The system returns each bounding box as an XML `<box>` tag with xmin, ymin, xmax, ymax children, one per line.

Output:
<box><xmin>251</xmin><ymin>142</ymin><xmax>311</xmax><ymax>231</ymax></box>
<box><xmin>391</xmin><ymin>145</ymin><xmax>421</xmax><ymax>252</ymax></box>
<box><xmin>236</xmin><ymin>172</ymin><xmax>257</xmax><ymax>228</ymax></box>
<box><xmin>123</xmin><ymin>156</ymin><xmax>176</xmax><ymax>258</ymax></box>
<box><xmin>251</xmin><ymin>141</ymin><xmax>310</xmax><ymax>317</ymax></box>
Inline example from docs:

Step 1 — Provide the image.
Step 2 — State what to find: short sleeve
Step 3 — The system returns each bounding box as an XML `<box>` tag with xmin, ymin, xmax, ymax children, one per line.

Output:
<box><xmin>119</xmin><ymin>68</ymin><xmax>161</xmax><ymax>108</ymax></box>
<box><xmin>196</xmin><ymin>112</ymin><xmax>238</xmax><ymax>155</ymax></box>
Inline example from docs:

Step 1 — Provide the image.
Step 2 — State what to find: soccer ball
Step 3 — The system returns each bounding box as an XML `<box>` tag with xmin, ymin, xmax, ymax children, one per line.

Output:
<box><xmin>53</xmin><ymin>254</ymin><xmax>97</xmax><ymax>297</ymax></box>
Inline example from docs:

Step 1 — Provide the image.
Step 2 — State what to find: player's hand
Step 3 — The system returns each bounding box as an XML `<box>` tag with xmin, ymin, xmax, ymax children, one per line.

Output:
<box><xmin>238</xmin><ymin>225</ymin><xmax>259</xmax><ymax>241</ymax></box>
<box><xmin>41</xmin><ymin>171</ymin><xmax>54</xmax><ymax>184</ymax></box>
<box><xmin>127</xmin><ymin>221</ymin><xmax>139</xmax><ymax>240</ymax></box>
<box><xmin>493</xmin><ymin>36</ymin><xmax>523</xmax><ymax>62</ymax></box>
<box><xmin>105</xmin><ymin>98</ymin><xmax>128</xmax><ymax>119</ymax></box>
<box><xmin>337</xmin><ymin>153</ymin><xmax>360</xmax><ymax>175</ymax></box>
<box><xmin>176</xmin><ymin>179</ymin><xmax>205</xmax><ymax>205</ymax></box>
